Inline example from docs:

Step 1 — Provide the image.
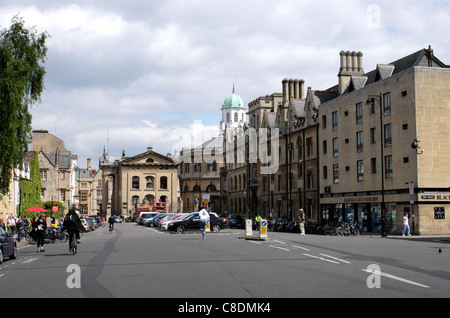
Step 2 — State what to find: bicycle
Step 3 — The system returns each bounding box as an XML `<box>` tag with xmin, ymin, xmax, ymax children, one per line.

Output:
<box><xmin>69</xmin><ymin>231</ymin><xmax>78</xmax><ymax>255</ymax></box>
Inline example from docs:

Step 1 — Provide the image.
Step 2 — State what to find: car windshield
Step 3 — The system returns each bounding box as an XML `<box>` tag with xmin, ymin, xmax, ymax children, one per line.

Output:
<box><xmin>175</xmin><ymin>214</ymin><xmax>190</xmax><ymax>220</ymax></box>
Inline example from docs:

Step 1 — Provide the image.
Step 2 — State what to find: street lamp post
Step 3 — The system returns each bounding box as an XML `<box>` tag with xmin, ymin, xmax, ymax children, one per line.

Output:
<box><xmin>366</xmin><ymin>94</ymin><xmax>387</xmax><ymax>237</ymax></box>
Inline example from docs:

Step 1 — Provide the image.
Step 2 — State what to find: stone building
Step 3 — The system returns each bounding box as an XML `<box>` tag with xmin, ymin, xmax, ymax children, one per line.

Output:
<box><xmin>318</xmin><ymin>47</ymin><xmax>450</xmax><ymax>235</ymax></box>
<box><xmin>32</xmin><ymin>130</ymin><xmax>77</xmax><ymax>213</ymax></box>
<box><xmin>99</xmin><ymin>147</ymin><xmax>179</xmax><ymax>219</ymax></box>
<box><xmin>179</xmin><ymin>137</ymin><xmax>224</xmax><ymax>213</ymax></box>
<box><xmin>77</xmin><ymin>158</ymin><xmax>103</xmax><ymax>216</ymax></box>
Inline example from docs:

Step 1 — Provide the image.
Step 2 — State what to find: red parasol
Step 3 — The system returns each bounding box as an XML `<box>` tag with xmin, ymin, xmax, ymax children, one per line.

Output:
<box><xmin>25</xmin><ymin>206</ymin><xmax>48</xmax><ymax>213</ymax></box>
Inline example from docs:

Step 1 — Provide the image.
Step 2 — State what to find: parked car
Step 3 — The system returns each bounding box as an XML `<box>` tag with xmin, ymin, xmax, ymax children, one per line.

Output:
<box><xmin>89</xmin><ymin>215</ymin><xmax>102</xmax><ymax>227</ymax></box>
<box><xmin>154</xmin><ymin>213</ymin><xmax>178</xmax><ymax>229</ymax></box>
<box><xmin>227</xmin><ymin>214</ymin><xmax>245</xmax><ymax>229</ymax></box>
<box><xmin>80</xmin><ymin>218</ymin><xmax>89</xmax><ymax>232</ymax></box>
<box><xmin>138</xmin><ymin>213</ymin><xmax>156</xmax><ymax>225</ymax></box>
<box><xmin>150</xmin><ymin>213</ymin><xmax>168</xmax><ymax>227</ymax></box>
<box><xmin>167</xmin><ymin>212</ymin><xmax>228</xmax><ymax>233</ymax></box>
<box><xmin>144</xmin><ymin>213</ymin><xmax>163</xmax><ymax>227</ymax></box>
<box><xmin>85</xmin><ymin>216</ymin><xmax>97</xmax><ymax>230</ymax></box>
<box><xmin>0</xmin><ymin>227</ymin><xmax>17</xmax><ymax>264</ymax></box>
<box><xmin>160</xmin><ymin>214</ymin><xmax>186</xmax><ymax>230</ymax></box>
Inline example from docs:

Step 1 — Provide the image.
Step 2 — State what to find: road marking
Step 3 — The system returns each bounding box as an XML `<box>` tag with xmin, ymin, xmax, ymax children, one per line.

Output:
<box><xmin>249</xmin><ymin>241</ymin><xmax>262</xmax><ymax>245</ymax></box>
<box><xmin>269</xmin><ymin>245</ymin><xmax>291</xmax><ymax>252</ymax></box>
<box><xmin>0</xmin><ymin>274</ymin><xmax>4</xmax><ymax>278</ymax></box>
<box><xmin>320</xmin><ymin>254</ymin><xmax>351</xmax><ymax>264</ymax></box>
<box><xmin>303</xmin><ymin>253</ymin><xmax>340</xmax><ymax>264</ymax></box>
<box><xmin>291</xmin><ymin>245</ymin><xmax>310</xmax><ymax>251</ymax></box>
<box><xmin>20</xmin><ymin>257</ymin><xmax>38</xmax><ymax>264</ymax></box>
<box><xmin>361</xmin><ymin>269</ymin><xmax>430</xmax><ymax>289</ymax></box>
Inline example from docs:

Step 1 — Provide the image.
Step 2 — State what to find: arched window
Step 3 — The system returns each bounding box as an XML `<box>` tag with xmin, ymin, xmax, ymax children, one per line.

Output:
<box><xmin>234</xmin><ymin>112</ymin><xmax>238</xmax><ymax>122</ymax></box>
<box><xmin>227</xmin><ymin>113</ymin><xmax>231</xmax><ymax>123</ymax></box>
<box><xmin>132</xmin><ymin>176</ymin><xmax>140</xmax><ymax>189</ymax></box>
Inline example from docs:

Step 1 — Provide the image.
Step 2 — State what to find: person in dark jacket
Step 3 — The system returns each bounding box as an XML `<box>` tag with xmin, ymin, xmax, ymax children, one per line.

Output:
<box><xmin>33</xmin><ymin>215</ymin><xmax>47</xmax><ymax>252</ymax></box>
<box><xmin>64</xmin><ymin>208</ymin><xmax>84</xmax><ymax>249</ymax></box>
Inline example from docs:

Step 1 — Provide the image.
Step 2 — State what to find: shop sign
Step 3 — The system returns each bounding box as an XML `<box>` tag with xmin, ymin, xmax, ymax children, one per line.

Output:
<box><xmin>343</xmin><ymin>196</ymin><xmax>379</xmax><ymax>203</ymax></box>
<box><xmin>420</xmin><ymin>193</ymin><xmax>450</xmax><ymax>201</ymax></box>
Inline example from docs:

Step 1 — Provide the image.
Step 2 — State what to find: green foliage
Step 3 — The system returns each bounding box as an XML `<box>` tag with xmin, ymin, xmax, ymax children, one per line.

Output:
<box><xmin>0</xmin><ymin>15</ymin><xmax>48</xmax><ymax>195</ymax></box>
<box><xmin>18</xmin><ymin>152</ymin><xmax>42</xmax><ymax>218</ymax></box>
<box><xmin>42</xmin><ymin>201</ymin><xmax>63</xmax><ymax>219</ymax></box>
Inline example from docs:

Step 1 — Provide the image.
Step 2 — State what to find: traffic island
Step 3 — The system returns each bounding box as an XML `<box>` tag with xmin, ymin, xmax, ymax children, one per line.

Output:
<box><xmin>238</xmin><ymin>219</ymin><xmax>273</xmax><ymax>241</ymax></box>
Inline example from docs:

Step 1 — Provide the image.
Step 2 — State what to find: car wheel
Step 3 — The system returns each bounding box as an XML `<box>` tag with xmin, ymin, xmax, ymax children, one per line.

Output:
<box><xmin>176</xmin><ymin>225</ymin><xmax>186</xmax><ymax>233</ymax></box>
<box><xmin>212</xmin><ymin>224</ymin><xmax>221</xmax><ymax>232</ymax></box>
<box><xmin>0</xmin><ymin>248</ymin><xmax>3</xmax><ymax>264</ymax></box>
<box><xmin>9</xmin><ymin>245</ymin><xmax>17</xmax><ymax>260</ymax></box>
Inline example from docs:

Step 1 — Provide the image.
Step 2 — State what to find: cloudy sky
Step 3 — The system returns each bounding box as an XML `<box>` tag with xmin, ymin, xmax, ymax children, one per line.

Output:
<box><xmin>1</xmin><ymin>0</ymin><xmax>449</xmax><ymax>169</ymax></box>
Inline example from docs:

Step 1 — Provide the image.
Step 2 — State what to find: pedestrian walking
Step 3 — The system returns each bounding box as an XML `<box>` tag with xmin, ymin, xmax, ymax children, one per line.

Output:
<box><xmin>299</xmin><ymin>209</ymin><xmax>306</xmax><ymax>236</ymax></box>
<box><xmin>402</xmin><ymin>213</ymin><xmax>411</xmax><ymax>236</ymax></box>
<box><xmin>33</xmin><ymin>215</ymin><xmax>47</xmax><ymax>252</ymax></box>
<box><xmin>16</xmin><ymin>217</ymin><xmax>23</xmax><ymax>242</ymax></box>
<box><xmin>199</xmin><ymin>206</ymin><xmax>210</xmax><ymax>240</ymax></box>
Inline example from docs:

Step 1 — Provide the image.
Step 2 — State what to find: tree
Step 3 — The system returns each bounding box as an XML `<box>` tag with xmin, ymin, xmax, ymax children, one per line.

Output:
<box><xmin>0</xmin><ymin>16</ymin><xmax>48</xmax><ymax>195</ymax></box>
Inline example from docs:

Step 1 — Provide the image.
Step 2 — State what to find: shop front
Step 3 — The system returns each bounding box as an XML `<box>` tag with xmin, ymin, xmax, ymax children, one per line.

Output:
<box><xmin>320</xmin><ymin>195</ymin><xmax>401</xmax><ymax>234</ymax></box>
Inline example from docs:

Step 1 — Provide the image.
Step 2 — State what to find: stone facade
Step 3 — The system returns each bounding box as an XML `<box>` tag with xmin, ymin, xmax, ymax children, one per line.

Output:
<box><xmin>100</xmin><ymin>147</ymin><xmax>179</xmax><ymax>219</ymax></box>
<box><xmin>318</xmin><ymin>49</ymin><xmax>450</xmax><ymax>235</ymax></box>
<box><xmin>32</xmin><ymin>130</ymin><xmax>77</xmax><ymax>213</ymax></box>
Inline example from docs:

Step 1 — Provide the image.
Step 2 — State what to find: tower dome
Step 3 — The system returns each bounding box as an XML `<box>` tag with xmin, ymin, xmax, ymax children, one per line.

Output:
<box><xmin>220</xmin><ymin>85</ymin><xmax>247</xmax><ymax>134</ymax></box>
<box><xmin>222</xmin><ymin>86</ymin><xmax>245</xmax><ymax>109</ymax></box>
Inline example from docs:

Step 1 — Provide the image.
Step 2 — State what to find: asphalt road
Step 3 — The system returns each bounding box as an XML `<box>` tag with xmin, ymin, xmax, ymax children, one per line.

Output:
<box><xmin>1</xmin><ymin>222</ymin><xmax>449</xmax><ymax>300</ymax></box>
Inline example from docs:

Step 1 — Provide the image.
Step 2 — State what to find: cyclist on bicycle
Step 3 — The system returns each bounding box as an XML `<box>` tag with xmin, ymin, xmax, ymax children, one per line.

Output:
<box><xmin>108</xmin><ymin>215</ymin><xmax>116</xmax><ymax>231</ymax></box>
<box><xmin>63</xmin><ymin>207</ymin><xmax>84</xmax><ymax>250</ymax></box>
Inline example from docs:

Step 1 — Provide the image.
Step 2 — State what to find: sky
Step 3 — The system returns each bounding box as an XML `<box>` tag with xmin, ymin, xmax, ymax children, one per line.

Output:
<box><xmin>1</xmin><ymin>0</ymin><xmax>449</xmax><ymax>169</ymax></box>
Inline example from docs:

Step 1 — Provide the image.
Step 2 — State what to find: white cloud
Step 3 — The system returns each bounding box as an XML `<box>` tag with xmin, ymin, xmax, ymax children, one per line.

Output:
<box><xmin>1</xmin><ymin>0</ymin><xmax>449</xmax><ymax>170</ymax></box>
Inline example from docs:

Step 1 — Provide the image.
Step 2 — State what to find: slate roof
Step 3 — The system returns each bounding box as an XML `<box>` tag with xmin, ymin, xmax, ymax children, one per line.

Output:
<box><xmin>328</xmin><ymin>47</ymin><xmax>449</xmax><ymax>95</ymax></box>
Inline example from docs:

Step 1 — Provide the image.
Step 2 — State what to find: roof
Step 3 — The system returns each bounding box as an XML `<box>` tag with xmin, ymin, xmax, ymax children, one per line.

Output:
<box><xmin>328</xmin><ymin>47</ymin><xmax>449</xmax><ymax>95</ymax></box>
<box><xmin>222</xmin><ymin>87</ymin><xmax>246</xmax><ymax>109</ymax></box>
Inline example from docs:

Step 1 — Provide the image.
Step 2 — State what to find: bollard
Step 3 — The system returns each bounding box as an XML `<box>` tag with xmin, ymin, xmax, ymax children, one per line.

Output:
<box><xmin>259</xmin><ymin>219</ymin><xmax>268</xmax><ymax>239</ymax></box>
<box><xmin>245</xmin><ymin>219</ymin><xmax>253</xmax><ymax>236</ymax></box>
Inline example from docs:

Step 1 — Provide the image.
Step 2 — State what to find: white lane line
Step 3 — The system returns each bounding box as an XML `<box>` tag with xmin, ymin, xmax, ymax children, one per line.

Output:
<box><xmin>303</xmin><ymin>253</ymin><xmax>340</xmax><ymax>264</ymax></box>
<box><xmin>0</xmin><ymin>274</ymin><xmax>4</xmax><ymax>278</ymax></box>
<box><xmin>320</xmin><ymin>253</ymin><xmax>351</xmax><ymax>264</ymax></box>
<box><xmin>20</xmin><ymin>257</ymin><xmax>38</xmax><ymax>264</ymax></box>
<box><xmin>249</xmin><ymin>241</ymin><xmax>262</xmax><ymax>245</ymax></box>
<box><xmin>291</xmin><ymin>245</ymin><xmax>311</xmax><ymax>251</ymax></box>
<box><xmin>361</xmin><ymin>269</ymin><xmax>430</xmax><ymax>289</ymax></box>
<box><xmin>269</xmin><ymin>245</ymin><xmax>291</xmax><ymax>252</ymax></box>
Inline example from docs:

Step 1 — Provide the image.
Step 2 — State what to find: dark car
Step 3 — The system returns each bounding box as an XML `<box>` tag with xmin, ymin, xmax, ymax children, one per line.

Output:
<box><xmin>227</xmin><ymin>214</ymin><xmax>245</xmax><ymax>229</ymax></box>
<box><xmin>0</xmin><ymin>227</ymin><xmax>17</xmax><ymax>264</ymax></box>
<box><xmin>168</xmin><ymin>212</ymin><xmax>228</xmax><ymax>233</ymax></box>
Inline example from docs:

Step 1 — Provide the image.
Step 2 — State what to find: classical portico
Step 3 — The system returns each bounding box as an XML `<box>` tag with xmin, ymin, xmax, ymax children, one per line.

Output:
<box><xmin>99</xmin><ymin>147</ymin><xmax>180</xmax><ymax>219</ymax></box>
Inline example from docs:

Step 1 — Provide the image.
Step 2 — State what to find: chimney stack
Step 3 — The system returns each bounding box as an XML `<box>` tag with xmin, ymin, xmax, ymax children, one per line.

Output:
<box><xmin>282</xmin><ymin>78</ymin><xmax>306</xmax><ymax>104</ymax></box>
<box><xmin>87</xmin><ymin>158</ymin><xmax>92</xmax><ymax>170</ymax></box>
<box><xmin>338</xmin><ymin>50</ymin><xmax>364</xmax><ymax>95</ymax></box>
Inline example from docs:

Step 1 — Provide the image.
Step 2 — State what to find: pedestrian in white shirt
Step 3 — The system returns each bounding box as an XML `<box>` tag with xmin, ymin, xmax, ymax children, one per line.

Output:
<box><xmin>199</xmin><ymin>206</ymin><xmax>210</xmax><ymax>240</ymax></box>
<box><xmin>402</xmin><ymin>213</ymin><xmax>411</xmax><ymax>236</ymax></box>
